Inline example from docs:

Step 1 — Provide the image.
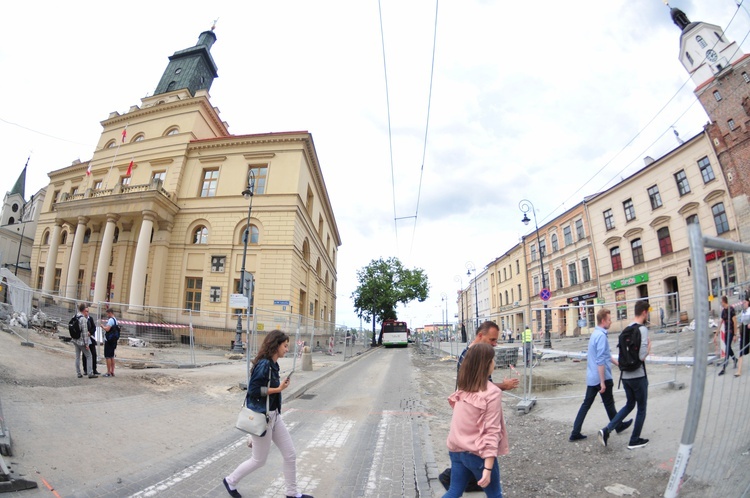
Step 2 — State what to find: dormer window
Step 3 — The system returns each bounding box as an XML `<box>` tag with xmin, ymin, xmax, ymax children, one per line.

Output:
<box><xmin>696</xmin><ymin>35</ymin><xmax>707</xmax><ymax>48</ymax></box>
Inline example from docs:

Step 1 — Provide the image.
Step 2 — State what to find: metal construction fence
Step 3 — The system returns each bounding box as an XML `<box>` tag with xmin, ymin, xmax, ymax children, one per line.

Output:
<box><xmin>2</xmin><ymin>283</ymin><xmax>371</xmax><ymax>367</ymax></box>
<box><xmin>665</xmin><ymin>224</ymin><xmax>750</xmax><ymax>497</ymax></box>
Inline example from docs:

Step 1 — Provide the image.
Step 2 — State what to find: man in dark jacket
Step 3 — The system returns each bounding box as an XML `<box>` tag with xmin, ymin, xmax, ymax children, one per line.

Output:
<box><xmin>81</xmin><ymin>306</ymin><xmax>99</xmax><ymax>376</ymax></box>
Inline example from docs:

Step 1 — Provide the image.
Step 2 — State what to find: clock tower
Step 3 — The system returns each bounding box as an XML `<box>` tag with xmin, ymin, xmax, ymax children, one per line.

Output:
<box><xmin>670</xmin><ymin>6</ymin><xmax>750</xmax><ymax>260</ymax></box>
<box><xmin>153</xmin><ymin>28</ymin><xmax>219</xmax><ymax>97</ymax></box>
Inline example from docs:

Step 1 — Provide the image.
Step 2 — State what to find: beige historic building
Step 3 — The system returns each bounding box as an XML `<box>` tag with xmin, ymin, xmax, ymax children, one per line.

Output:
<box><xmin>521</xmin><ymin>202</ymin><xmax>599</xmax><ymax>337</ymax></box>
<box><xmin>487</xmin><ymin>243</ymin><xmax>528</xmax><ymax>336</ymax></box>
<box><xmin>585</xmin><ymin>131</ymin><xmax>741</xmax><ymax>323</ymax></box>
<box><xmin>29</xmin><ymin>28</ymin><xmax>340</xmax><ymax>330</ymax></box>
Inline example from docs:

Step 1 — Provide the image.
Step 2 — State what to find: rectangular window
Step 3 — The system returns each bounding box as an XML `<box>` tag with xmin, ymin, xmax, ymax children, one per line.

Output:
<box><xmin>120</xmin><ymin>176</ymin><xmax>131</xmax><ymax>186</ymax></box>
<box><xmin>530</xmin><ymin>244</ymin><xmax>537</xmax><ymax>262</ymax></box>
<box><xmin>712</xmin><ymin>202</ymin><xmax>730</xmax><ymax>234</ymax></box>
<box><xmin>555</xmin><ymin>269</ymin><xmax>563</xmax><ymax>289</ymax></box>
<box><xmin>658</xmin><ymin>227</ymin><xmax>673</xmax><ymax>255</ymax></box>
<box><xmin>675</xmin><ymin>170</ymin><xmax>691</xmax><ymax>196</ymax></box>
<box><xmin>209</xmin><ymin>286</ymin><xmax>222</xmax><ymax>303</ymax></box>
<box><xmin>575</xmin><ymin>219</ymin><xmax>585</xmax><ymax>240</ymax></box>
<box><xmin>503</xmin><ymin>268</ymin><xmax>507</xmax><ymax>280</ymax></box>
<box><xmin>623</xmin><ymin>199</ymin><xmax>636</xmax><ymax>221</ymax></box>
<box><xmin>728</xmin><ymin>119</ymin><xmax>736</xmax><ymax>131</ymax></box>
<box><xmin>647</xmin><ymin>185</ymin><xmax>662</xmax><ymax>209</ymax></box>
<box><xmin>36</xmin><ymin>267</ymin><xmax>44</xmax><ymax>290</ymax></box>
<box><xmin>249</xmin><ymin>166</ymin><xmax>268</xmax><ymax>195</ymax></box>
<box><xmin>563</xmin><ymin>226</ymin><xmax>572</xmax><ymax>246</ymax></box>
<box><xmin>611</xmin><ymin>247</ymin><xmax>622</xmax><ymax>271</ymax></box>
<box><xmin>631</xmin><ymin>238</ymin><xmax>644</xmax><ymax>265</ymax></box>
<box><xmin>200</xmin><ymin>169</ymin><xmax>219</xmax><ymax>197</ymax></box>
<box><xmin>714</xmin><ymin>90</ymin><xmax>722</xmax><ymax>101</ymax></box>
<box><xmin>539</xmin><ymin>238</ymin><xmax>546</xmax><ymax>257</ymax></box>
<box><xmin>568</xmin><ymin>263</ymin><xmax>578</xmax><ymax>286</ymax></box>
<box><xmin>184</xmin><ymin>277</ymin><xmax>203</xmax><ymax>311</ymax></box>
<box><xmin>533</xmin><ymin>275</ymin><xmax>540</xmax><ymax>295</ymax></box>
<box><xmin>581</xmin><ymin>258</ymin><xmax>591</xmax><ymax>282</ymax></box>
<box><xmin>518</xmin><ymin>284</ymin><xmax>522</xmax><ymax>301</ymax></box>
<box><xmin>516</xmin><ymin>260</ymin><xmax>520</xmax><ymax>275</ymax></box>
<box><xmin>723</xmin><ymin>256</ymin><xmax>737</xmax><ymax>287</ymax></box>
<box><xmin>697</xmin><ymin>157</ymin><xmax>715</xmax><ymax>183</ymax></box>
<box><xmin>94</xmin><ymin>180</ymin><xmax>103</xmax><ymax>190</ymax></box>
<box><xmin>77</xmin><ymin>269</ymin><xmax>85</xmax><ymax>300</ymax></box>
<box><xmin>71</xmin><ymin>187</ymin><xmax>79</xmax><ymax>197</ymax></box>
<box><xmin>743</xmin><ymin>71</ymin><xmax>750</xmax><ymax>83</ymax></box>
<box><xmin>54</xmin><ymin>268</ymin><xmax>62</xmax><ymax>293</ymax></box>
<box><xmin>603</xmin><ymin>209</ymin><xmax>615</xmax><ymax>230</ymax></box>
<box><xmin>152</xmin><ymin>171</ymin><xmax>166</xmax><ymax>183</ymax></box>
<box><xmin>211</xmin><ymin>256</ymin><xmax>226</xmax><ymax>272</ymax></box>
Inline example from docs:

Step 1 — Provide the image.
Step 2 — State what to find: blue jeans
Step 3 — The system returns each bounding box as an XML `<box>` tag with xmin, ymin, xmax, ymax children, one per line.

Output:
<box><xmin>606</xmin><ymin>375</ymin><xmax>648</xmax><ymax>445</ymax></box>
<box><xmin>571</xmin><ymin>379</ymin><xmax>620</xmax><ymax>436</ymax></box>
<box><xmin>443</xmin><ymin>452</ymin><xmax>502</xmax><ymax>498</ymax></box>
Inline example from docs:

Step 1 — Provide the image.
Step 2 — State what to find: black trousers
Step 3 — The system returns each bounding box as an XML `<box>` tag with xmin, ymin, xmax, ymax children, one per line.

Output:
<box><xmin>82</xmin><ymin>343</ymin><xmax>98</xmax><ymax>374</ymax></box>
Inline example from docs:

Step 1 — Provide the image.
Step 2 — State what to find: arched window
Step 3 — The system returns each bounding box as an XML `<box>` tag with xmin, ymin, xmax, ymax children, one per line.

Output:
<box><xmin>551</xmin><ymin>233</ymin><xmax>558</xmax><ymax>252</ymax></box>
<box><xmin>165</xmin><ymin>127</ymin><xmax>179</xmax><ymax>136</ymax></box>
<box><xmin>7</xmin><ymin>217</ymin><xmax>14</xmax><ymax>225</ymax></box>
<box><xmin>132</xmin><ymin>134</ymin><xmax>145</xmax><ymax>142</ymax></box>
<box><xmin>555</xmin><ymin>268</ymin><xmax>563</xmax><ymax>289</ymax></box>
<box><xmin>84</xmin><ymin>229</ymin><xmax>91</xmax><ymax>244</ymax></box>
<box><xmin>302</xmin><ymin>240</ymin><xmax>310</xmax><ymax>263</ymax></box>
<box><xmin>61</xmin><ymin>231</ymin><xmax>68</xmax><ymax>245</ymax></box>
<box><xmin>657</xmin><ymin>227</ymin><xmax>673</xmax><ymax>255</ymax></box>
<box><xmin>631</xmin><ymin>238</ymin><xmax>644</xmax><ymax>265</ymax></box>
<box><xmin>43</xmin><ymin>231</ymin><xmax>49</xmax><ymax>245</ymax></box>
<box><xmin>105</xmin><ymin>140</ymin><xmax>116</xmax><ymax>149</ymax></box>
<box><xmin>505</xmin><ymin>290</ymin><xmax>509</xmax><ymax>305</ymax></box>
<box><xmin>242</xmin><ymin>225</ymin><xmax>259</xmax><ymax>245</ymax></box>
<box><xmin>193</xmin><ymin>226</ymin><xmax>208</xmax><ymax>244</ymax></box>
<box><xmin>696</xmin><ymin>35</ymin><xmax>707</xmax><ymax>48</ymax></box>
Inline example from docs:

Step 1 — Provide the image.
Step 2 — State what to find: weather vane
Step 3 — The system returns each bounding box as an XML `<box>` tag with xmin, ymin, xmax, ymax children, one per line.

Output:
<box><xmin>211</xmin><ymin>18</ymin><xmax>219</xmax><ymax>31</ymax></box>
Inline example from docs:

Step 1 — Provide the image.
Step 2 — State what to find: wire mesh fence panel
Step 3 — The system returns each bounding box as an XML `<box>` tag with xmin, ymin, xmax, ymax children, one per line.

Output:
<box><xmin>665</xmin><ymin>225</ymin><xmax>750</xmax><ymax>497</ymax></box>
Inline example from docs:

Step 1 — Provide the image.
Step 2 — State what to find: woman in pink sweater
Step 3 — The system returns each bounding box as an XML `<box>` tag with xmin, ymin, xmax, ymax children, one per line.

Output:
<box><xmin>444</xmin><ymin>342</ymin><xmax>508</xmax><ymax>497</ymax></box>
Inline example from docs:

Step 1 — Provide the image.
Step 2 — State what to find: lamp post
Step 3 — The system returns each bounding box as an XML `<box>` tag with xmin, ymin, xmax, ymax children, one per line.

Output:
<box><xmin>466</xmin><ymin>261</ymin><xmax>479</xmax><ymax>331</ymax></box>
<box><xmin>441</xmin><ymin>292</ymin><xmax>448</xmax><ymax>340</ymax></box>
<box><xmin>234</xmin><ymin>170</ymin><xmax>256</xmax><ymax>353</ymax></box>
<box><xmin>454</xmin><ymin>274</ymin><xmax>467</xmax><ymax>342</ymax></box>
<box><xmin>519</xmin><ymin>199</ymin><xmax>552</xmax><ymax>349</ymax></box>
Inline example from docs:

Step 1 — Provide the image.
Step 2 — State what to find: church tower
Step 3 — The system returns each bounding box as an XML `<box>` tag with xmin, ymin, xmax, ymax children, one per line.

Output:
<box><xmin>153</xmin><ymin>27</ymin><xmax>218</xmax><ymax>97</ymax></box>
<box><xmin>670</xmin><ymin>5</ymin><xmax>750</xmax><ymax>258</ymax></box>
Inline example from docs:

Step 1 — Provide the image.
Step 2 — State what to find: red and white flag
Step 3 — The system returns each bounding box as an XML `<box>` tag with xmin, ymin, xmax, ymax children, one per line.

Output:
<box><xmin>121</xmin><ymin>126</ymin><xmax>127</xmax><ymax>143</ymax></box>
<box><xmin>86</xmin><ymin>163</ymin><xmax>92</xmax><ymax>176</ymax></box>
<box><xmin>126</xmin><ymin>160</ymin><xmax>134</xmax><ymax>177</ymax></box>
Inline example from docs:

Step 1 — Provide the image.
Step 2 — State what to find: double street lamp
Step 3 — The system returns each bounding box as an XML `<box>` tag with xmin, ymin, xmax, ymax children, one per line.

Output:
<box><xmin>519</xmin><ymin>199</ymin><xmax>552</xmax><ymax>348</ymax></box>
<box><xmin>234</xmin><ymin>169</ymin><xmax>256</xmax><ymax>353</ymax></box>
<box><xmin>466</xmin><ymin>261</ymin><xmax>479</xmax><ymax>331</ymax></box>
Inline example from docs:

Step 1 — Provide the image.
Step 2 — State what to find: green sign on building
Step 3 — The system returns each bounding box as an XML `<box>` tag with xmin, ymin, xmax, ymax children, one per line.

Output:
<box><xmin>610</xmin><ymin>272</ymin><xmax>649</xmax><ymax>290</ymax></box>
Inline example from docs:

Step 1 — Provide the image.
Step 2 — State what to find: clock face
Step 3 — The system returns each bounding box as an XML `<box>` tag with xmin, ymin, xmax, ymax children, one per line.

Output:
<box><xmin>706</xmin><ymin>49</ymin><xmax>718</xmax><ymax>63</ymax></box>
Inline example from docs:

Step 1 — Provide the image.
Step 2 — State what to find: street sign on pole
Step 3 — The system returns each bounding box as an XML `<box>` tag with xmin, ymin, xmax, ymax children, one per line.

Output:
<box><xmin>540</xmin><ymin>288</ymin><xmax>551</xmax><ymax>301</ymax></box>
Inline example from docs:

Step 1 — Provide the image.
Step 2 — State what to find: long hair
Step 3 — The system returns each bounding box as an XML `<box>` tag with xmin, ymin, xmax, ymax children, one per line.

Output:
<box><xmin>251</xmin><ymin>330</ymin><xmax>289</xmax><ymax>373</ymax></box>
<box><xmin>457</xmin><ymin>342</ymin><xmax>495</xmax><ymax>393</ymax></box>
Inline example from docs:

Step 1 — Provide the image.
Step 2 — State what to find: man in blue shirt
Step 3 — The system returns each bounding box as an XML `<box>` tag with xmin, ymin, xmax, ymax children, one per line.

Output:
<box><xmin>569</xmin><ymin>308</ymin><xmax>631</xmax><ymax>441</ymax></box>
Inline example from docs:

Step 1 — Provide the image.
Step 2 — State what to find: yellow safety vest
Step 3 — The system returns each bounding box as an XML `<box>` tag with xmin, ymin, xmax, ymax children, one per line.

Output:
<box><xmin>523</xmin><ymin>328</ymin><xmax>533</xmax><ymax>343</ymax></box>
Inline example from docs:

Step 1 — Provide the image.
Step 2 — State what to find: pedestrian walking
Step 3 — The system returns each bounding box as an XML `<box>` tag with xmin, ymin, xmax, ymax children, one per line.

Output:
<box><xmin>223</xmin><ymin>330</ymin><xmax>313</xmax><ymax>498</ymax></box>
<box><xmin>443</xmin><ymin>343</ymin><xmax>507</xmax><ymax>497</ymax></box>
<box><xmin>735</xmin><ymin>295</ymin><xmax>750</xmax><ymax>377</ymax></box>
<box><xmin>72</xmin><ymin>303</ymin><xmax>97</xmax><ymax>379</ymax></box>
<box><xmin>718</xmin><ymin>295</ymin><xmax>738</xmax><ymax>376</ymax></box>
<box><xmin>598</xmin><ymin>300</ymin><xmax>651</xmax><ymax>450</ymax></box>
<box><xmin>81</xmin><ymin>306</ymin><xmax>99</xmax><ymax>376</ymax></box>
<box><xmin>569</xmin><ymin>308</ymin><xmax>631</xmax><ymax>441</ymax></box>
<box><xmin>102</xmin><ymin>308</ymin><xmax>120</xmax><ymax>377</ymax></box>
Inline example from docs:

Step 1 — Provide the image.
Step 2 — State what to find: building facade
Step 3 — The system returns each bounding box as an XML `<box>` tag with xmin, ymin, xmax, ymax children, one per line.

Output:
<box><xmin>487</xmin><ymin>243</ymin><xmax>528</xmax><ymax>336</ymax></box>
<box><xmin>586</xmin><ymin>131</ymin><xmax>741</xmax><ymax>322</ymax></box>
<box><xmin>29</xmin><ymin>29</ymin><xmax>340</xmax><ymax>330</ymax></box>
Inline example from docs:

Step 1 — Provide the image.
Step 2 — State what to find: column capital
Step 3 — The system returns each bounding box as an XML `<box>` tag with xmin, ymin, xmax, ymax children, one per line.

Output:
<box><xmin>77</xmin><ymin>216</ymin><xmax>90</xmax><ymax>226</ymax></box>
<box><xmin>106</xmin><ymin>213</ymin><xmax>121</xmax><ymax>224</ymax></box>
<box><xmin>159</xmin><ymin>220</ymin><xmax>174</xmax><ymax>232</ymax></box>
<box><xmin>142</xmin><ymin>210</ymin><xmax>158</xmax><ymax>223</ymax></box>
<box><xmin>53</xmin><ymin>219</ymin><xmax>63</xmax><ymax>228</ymax></box>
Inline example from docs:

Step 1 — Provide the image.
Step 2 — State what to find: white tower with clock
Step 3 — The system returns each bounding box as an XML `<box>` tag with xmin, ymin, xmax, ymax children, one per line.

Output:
<box><xmin>671</xmin><ymin>7</ymin><xmax>744</xmax><ymax>89</ymax></box>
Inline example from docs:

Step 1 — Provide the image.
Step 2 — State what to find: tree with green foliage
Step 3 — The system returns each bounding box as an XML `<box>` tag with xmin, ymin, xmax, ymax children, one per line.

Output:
<box><xmin>351</xmin><ymin>257</ymin><xmax>430</xmax><ymax>346</ymax></box>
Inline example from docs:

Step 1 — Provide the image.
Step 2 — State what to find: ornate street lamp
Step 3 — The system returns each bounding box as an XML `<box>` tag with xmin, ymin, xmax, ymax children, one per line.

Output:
<box><xmin>234</xmin><ymin>169</ymin><xmax>256</xmax><ymax>353</ymax></box>
<box><xmin>519</xmin><ymin>199</ymin><xmax>552</xmax><ymax>348</ymax></box>
<box><xmin>454</xmin><ymin>274</ymin><xmax>467</xmax><ymax>342</ymax></box>
<box><xmin>466</xmin><ymin>261</ymin><xmax>479</xmax><ymax>331</ymax></box>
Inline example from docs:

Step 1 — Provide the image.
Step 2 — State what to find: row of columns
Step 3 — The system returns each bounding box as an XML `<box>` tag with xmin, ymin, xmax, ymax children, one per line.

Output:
<box><xmin>41</xmin><ymin>211</ymin><xmax>158</xmax><ymax>310</ymax></box>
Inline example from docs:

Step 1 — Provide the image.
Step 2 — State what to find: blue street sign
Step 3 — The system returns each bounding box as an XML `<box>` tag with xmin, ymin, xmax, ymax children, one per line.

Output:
<box><xmin>274</xmin><ymin>300</ymin><xmax>290</xmax><ymax>306</ymax></box>
<box><xmin>540</xmin><ymin>288</ymin><xmax>551</xmax><ymax>301</ymax></box>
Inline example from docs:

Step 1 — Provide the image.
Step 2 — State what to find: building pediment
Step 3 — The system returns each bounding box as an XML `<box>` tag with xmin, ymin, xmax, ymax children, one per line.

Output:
<box><xmin>623</xmin><ymin>227</ymin><xmax>643</xmax><ymax>239</ymax></box>
<box><xmin>703</xmin><ymin>189</ymin><xmax>725</xmax><ymax>204</ymax></box>
<box><xmin>678</xmin><ymin>202</ymin><xmax>700</xmax><ymax>215</ymax></box>
<box><xmin>604</xmin><ymin>236</ymin><xmax>621</xmax><ymax>247</ymax></box>
<box><xmin>649</xmin><ymin>216</ymin><xmax>671</xmax><ymax>228</ymax></box>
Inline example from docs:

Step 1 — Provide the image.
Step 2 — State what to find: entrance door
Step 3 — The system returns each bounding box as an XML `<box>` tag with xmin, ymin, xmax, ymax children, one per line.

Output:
<box><xmin>664</xmin><ymin>277</ymin><xmax>679</xmax><ymax>317</ymax></box>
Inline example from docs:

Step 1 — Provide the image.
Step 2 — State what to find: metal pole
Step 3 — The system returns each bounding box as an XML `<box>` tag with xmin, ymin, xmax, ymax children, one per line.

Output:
<box><xmin>519</xmin><ymin>199</ymin><xmax>552</xmax><ymax>349</ymax></box>
<box><xmin>234</xmin><ymin>170</ymin><xmax>255</xmax><ymax>353</ymax></box>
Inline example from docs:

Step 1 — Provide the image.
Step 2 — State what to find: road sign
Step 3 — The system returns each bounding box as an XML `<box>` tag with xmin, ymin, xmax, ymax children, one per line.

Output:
<box><xmin>540</xmin><ymin>288</ymin><xmax>551</xmax><ymax>301</ymax></box>
<box><xmin>274</xmin><ymin>300</ymin><xmax>290</xmax><ymax>306</ymax></box>
<box><xmin>230</xmin><ymin>293</ymin><xmax>249</xmax><ymax>309</ymax></box>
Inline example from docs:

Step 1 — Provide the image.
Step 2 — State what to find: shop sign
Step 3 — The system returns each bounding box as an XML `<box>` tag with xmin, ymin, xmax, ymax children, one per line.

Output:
<box><xmin>567</xmin><ymin>291</ymin><xmax>598</xmax><ymax>304</ymax></box>
<box><xmin>610</xmin><ymin>273</ymin><xmax>649</xmax><ymax>290</ymax></box>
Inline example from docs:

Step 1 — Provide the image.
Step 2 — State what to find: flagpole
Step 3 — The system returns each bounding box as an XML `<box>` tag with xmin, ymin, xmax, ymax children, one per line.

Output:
<box><xmin>103</xmin><ymin>125</ymin><xmax>127</xmax><ymax>189</ymax></box>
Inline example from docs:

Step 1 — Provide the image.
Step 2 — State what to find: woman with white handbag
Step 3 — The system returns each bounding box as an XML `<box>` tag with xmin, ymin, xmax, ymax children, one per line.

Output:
<box><xmin>223</xmin><ymin>330</ymin><xmax>313</xmax><ymax>498</ymax></box>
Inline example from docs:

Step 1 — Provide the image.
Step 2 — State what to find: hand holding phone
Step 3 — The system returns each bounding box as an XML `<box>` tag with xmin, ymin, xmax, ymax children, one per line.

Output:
<box><xmin>285</xmin><ymin>371</ymin><xmax>293</xmax><ymax>382</ymax></box>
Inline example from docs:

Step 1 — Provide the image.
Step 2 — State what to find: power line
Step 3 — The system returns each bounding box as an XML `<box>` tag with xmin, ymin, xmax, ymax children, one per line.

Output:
<box><xmin>0</xmin><ymin>116</ymin><xmax>94</xmax><ymax>148</ymax></box>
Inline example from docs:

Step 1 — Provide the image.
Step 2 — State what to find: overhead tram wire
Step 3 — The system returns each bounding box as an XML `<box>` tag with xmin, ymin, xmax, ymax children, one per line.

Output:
<box><xmin>377</xmin><ymin>0</ymin><xmax>400</xmax><ymax>252</ymax></box>
<box><xmin>536</xmin><ymin>5</ymin><xmax>747</xmax><ymax>225</ymax></box>
<box><xmin>408</xmin><ymin>0</ymin><xmax>440</xmax><ymax>258</ymax></box>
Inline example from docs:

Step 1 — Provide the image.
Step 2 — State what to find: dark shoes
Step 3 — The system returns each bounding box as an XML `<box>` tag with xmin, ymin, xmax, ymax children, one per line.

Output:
<box><xmin>222</xmin><ymin>478</ymin><xmax>241</xmax><ymax>498</ymax></box>
<box><xmin>569</xmin><ymin>433</ymin><xmax>587</xmax><ymax>442</ymax></box>
<box><xmin>286</xmin><ymin>495</ymin><xmax>314</xmax><ymax>498</ymax></box>
<box><xmin>615</xmin><ymin>419</ymin><xmax>633</xmax><ymax>434</ymax></box>
<box><xmin>628</xmin><ymin>438</ymin><xmax>649</xmax><ymax>449</ymax></box>
<box><xmin>598</xmin><ymin>428</ymin><xmax>610</xmax><ymax>447</ymax></box>
<box><xmin>88</xmin><ymin>374</ymin><xmax>98</xmax><ymax>378</ymax></box>
<box><xmin>77</xmin><ymin>373</ymin><xmax>83</xmax><ymax>378</ymax></box>
<box><xmin>719</xmin><ymin>368</ymin><xmax>726</xmax><ymax>376</ymax></box>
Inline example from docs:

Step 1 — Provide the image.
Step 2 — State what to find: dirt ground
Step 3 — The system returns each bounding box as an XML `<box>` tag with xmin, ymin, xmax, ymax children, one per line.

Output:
<box><xmin>412</xmin><ymin>340</ymin><xmax>712</xmax><ymax>498</ymax></box>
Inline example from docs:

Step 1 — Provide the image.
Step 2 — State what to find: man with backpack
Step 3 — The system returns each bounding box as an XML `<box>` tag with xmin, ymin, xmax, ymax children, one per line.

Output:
<box><xmin>71</xmin><ymin>303</ymin><xmax>98</xmax><ymax>379</ymax></box>
<box><xmin>598</xmin><ymin>300</ymin><xmax>651</xmax><ymax>450</ymax></box>
<box><xmin>81</xmin><ymin>306</ymin><xmax>100</xmax><ymax>376</ymax></box>
<box><xmin>102</xmin><ymin>308</ymin><xmax>120</xmax><ymax>377</ymax></box>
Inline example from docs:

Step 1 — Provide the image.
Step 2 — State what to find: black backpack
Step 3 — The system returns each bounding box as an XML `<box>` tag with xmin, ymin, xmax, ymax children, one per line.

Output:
<box><xmin>618</xmin><ymin>324</ymin><xmax>643</xmax><ymax>373</ymax></box>
<box><xmin>106</xmin><ymin>318</ymin><xmax>120</xmax><ymax>343</ymax></box>
<box><xmin>68</xmin><ymin>315</ymin><xmax>82</xmax><ymax>340</ymax></box>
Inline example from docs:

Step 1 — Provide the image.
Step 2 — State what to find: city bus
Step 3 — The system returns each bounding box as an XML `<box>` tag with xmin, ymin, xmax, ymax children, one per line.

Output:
<box><xmin>381</xmin><ymin>319</ymin><xmax>409</xmax><ymax>348</ymax></box>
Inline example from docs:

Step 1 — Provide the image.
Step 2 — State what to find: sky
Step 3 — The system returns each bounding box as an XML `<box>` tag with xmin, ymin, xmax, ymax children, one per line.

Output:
<box><xmin>1</xmin><ymin>0</ymin><xmax>749</xmax><ymax>330</ymax></box>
